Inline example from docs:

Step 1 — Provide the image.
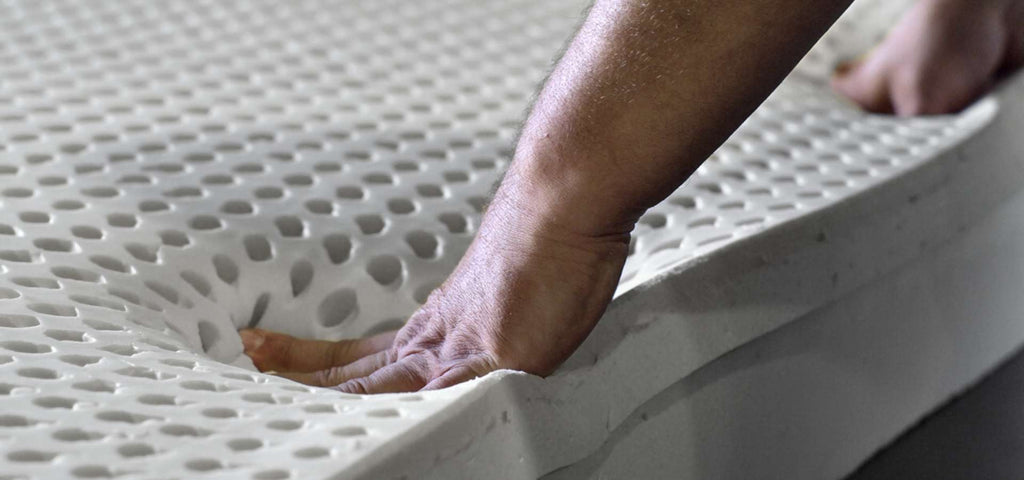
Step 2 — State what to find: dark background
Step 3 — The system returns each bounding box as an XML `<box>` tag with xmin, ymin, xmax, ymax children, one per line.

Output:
<box><xmin>847</xmin><ymin>346</ymin><xmax>1024</xmax><ymax>480</ymax></box>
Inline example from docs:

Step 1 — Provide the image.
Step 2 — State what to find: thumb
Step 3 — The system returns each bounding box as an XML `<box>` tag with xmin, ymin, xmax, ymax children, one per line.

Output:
<box><xmin>240</xmin><ymin>328</ymin><xmax>395</xmax><ymax>373</ymax></box>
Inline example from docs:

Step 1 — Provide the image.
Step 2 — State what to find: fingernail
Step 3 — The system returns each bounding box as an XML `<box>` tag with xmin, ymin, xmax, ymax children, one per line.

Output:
<box><xmin>239</xmin><ymin>329</ymin><xmax>264</xmax><ymax>352</ymax></box>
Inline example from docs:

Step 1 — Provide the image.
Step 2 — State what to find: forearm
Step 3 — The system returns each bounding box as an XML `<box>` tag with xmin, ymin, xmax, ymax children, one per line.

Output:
<box><xmin>497</xmin><ymin>0</ymin><xmax>853</xmax><ymax>238</ymax></box>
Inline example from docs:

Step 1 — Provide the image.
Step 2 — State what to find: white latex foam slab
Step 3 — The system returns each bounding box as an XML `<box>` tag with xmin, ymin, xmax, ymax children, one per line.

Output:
<box><xmin>0</xmin><ymin>0</ymin><xmax>1017</xmax><ymax>478</ymax></box>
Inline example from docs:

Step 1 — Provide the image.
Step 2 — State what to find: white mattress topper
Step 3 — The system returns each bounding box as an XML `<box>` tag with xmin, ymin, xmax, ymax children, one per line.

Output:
<box><xmin>0</xmin><ymin>0</ymin><xmax>1005</xmax><ymax>478</ymax></box>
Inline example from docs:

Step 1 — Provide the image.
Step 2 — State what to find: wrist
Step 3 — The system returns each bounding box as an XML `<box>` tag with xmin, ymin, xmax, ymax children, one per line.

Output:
<box><xmin>483</xmin><ymin>175</ymin><xmax>632</xmax><ymax>251</ymax></box>
<box><xmin>467</xmin><ymin>166</ymin><xmax>632</xmax><ymax>280</ymax></box>
<box><xmin>495</xmin><ymin>137</ymin><xmax>646</xmax><ymax>240</ymax></box>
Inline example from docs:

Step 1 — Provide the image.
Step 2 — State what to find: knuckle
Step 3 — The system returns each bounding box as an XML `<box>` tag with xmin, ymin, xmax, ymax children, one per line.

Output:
<box><xmin>384</xmin><ymin>347</ymin><xmax>400</xmax><ymax>364</ymax></box>
<box><xmin>397</xmin><ymin>358</ymin><xmax>429</xmax><ymax>382</ymax></box>
<box><xmin>313</xmin><ymin>369</ymin><xmax>331</xmax><ymax>387</ymax></box>
<box><xmin>327</xmin><ymin>340</ymin><xmax>353</xmax><ymax>365</ymax></box>
<box><xmin>316</xmin><ymin>366</ymin><xmax>343</xmax><ymax>386</ymax></box>
<box><xmin>342</xmin><ymin>378</ymin><xmax>369</xmax><ymax>394</ymax></box>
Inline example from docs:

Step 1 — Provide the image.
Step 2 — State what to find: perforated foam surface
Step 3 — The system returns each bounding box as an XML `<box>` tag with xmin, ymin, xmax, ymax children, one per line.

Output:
<box><xmin>0</xmin><ymin>0</ymin><xmax>998</xmax><ymax>478</ymax></box>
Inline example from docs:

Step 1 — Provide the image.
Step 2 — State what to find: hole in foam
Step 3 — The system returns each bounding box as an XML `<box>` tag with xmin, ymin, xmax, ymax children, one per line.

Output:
<box><xmin>318</xmin><ymin>289</ymin><xmax>358</xmax><ymax>327</ymax></box>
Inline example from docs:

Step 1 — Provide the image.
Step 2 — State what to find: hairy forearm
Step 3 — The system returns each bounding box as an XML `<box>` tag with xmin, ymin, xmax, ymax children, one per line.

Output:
<box><xmin>497</xmin><ymin>0</ymin><xmax>853</xmax><ymax>237</ymax></box>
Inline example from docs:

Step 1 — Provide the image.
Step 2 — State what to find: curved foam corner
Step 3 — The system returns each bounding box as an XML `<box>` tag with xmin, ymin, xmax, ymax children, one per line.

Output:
<box><xmin>1</xmin><ymin>1</ymin><xmax>1022</xmax><ymax>479</ymax></box>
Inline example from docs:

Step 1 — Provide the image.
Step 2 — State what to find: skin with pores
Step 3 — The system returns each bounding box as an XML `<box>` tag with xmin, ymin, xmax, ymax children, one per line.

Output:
<box><xmin>241</xmin><ymin>0</ymin><xmax>1024</xmax><ymax>393</ymax></box>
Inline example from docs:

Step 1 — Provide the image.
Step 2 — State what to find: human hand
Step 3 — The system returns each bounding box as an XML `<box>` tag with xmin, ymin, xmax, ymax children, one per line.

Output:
<box><xmin>832</xmin><ymin>0</ymin><xmax>1024</xmax><ymax>116</ymax></box>
<box><xmin>241</xmin><ymin>185</ymin><xmax>629</xmax><ymax>393</ymax></box>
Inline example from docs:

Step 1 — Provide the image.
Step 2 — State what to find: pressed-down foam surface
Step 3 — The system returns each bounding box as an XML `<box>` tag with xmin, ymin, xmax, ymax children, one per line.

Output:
<box><xmin>0</xmin><ymin>0</ymin><xmax>1010</xmax><ymax>478</ymax></box>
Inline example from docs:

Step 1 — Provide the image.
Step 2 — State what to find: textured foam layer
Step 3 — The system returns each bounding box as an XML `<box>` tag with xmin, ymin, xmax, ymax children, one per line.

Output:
<box><xmin>0</xmin><ymin>0</ymin><xmax>1006</xmax><ymax>478</ymax></box>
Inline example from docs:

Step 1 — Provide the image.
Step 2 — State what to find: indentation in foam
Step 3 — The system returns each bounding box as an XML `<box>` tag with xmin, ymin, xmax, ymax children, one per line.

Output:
<box><xmin>0</xmin><ymin>0</ymin><xmax>995</xmax><ymax>477</ymax></box>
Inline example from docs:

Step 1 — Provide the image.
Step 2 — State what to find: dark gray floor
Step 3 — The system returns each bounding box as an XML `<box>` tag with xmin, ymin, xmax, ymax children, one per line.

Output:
<box><xmin>846</xmin><ymin>345</ymin><xmax>1024</xmax><ymax>480</ymax></box>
